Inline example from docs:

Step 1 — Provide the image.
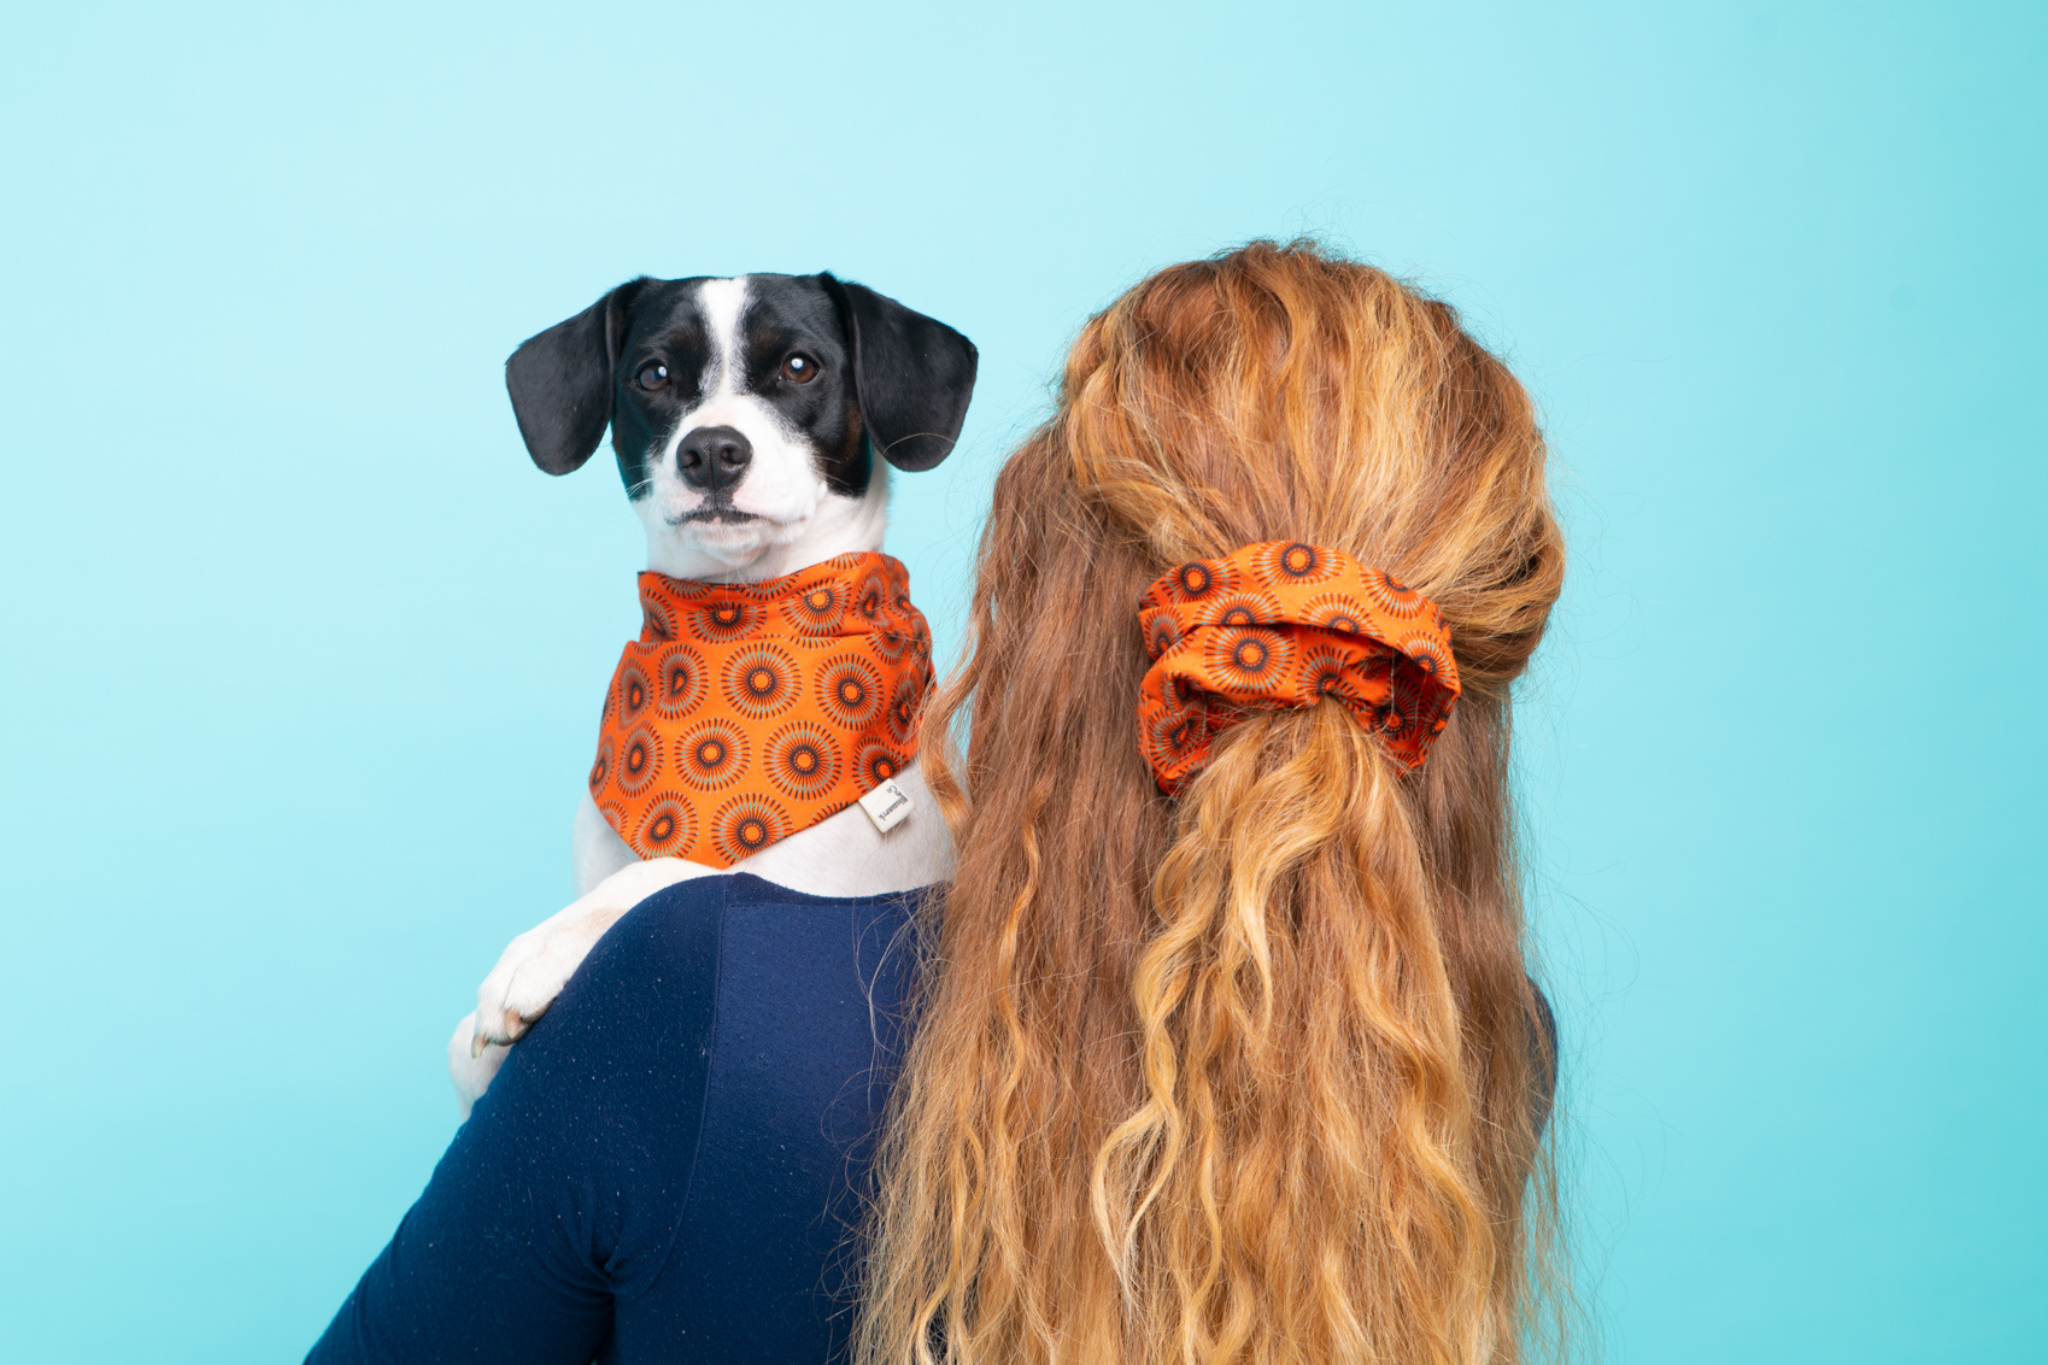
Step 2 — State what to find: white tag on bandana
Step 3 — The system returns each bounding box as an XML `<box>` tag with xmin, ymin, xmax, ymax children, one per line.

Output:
<box><xmin>858</xmin><ymin>779</ymin><xmax>914</xmax><ymax>834</ymax></box>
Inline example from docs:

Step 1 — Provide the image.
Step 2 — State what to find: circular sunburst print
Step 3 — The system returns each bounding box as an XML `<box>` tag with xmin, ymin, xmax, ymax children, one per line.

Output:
<box><xmin>634</xmin><ymin>796</ymin><xmax>695</xmax><ymax>858</ymax></box>
<box><xmin>615</xmin><ymin>659</ymin><xmax>652</xmax><ymax>723</ymax></box>
<box><xmin>688</xmin><ymin>596</ymin><xmax>761</xmax><ymax>643</ymax></box>
<box><xmin>780</xmin><ymin>580</ymin><xmax>845</xmax><ymax>634</ymax></box>
<box><xmin>764</xmin><ymin>721</ymin><xmax>841</xmax><ymax>800</ymax></box>
<box><xmin>616</xmin><ymin>723</ymin><xmax>661</xmax><ymax>795</ymax></box>
<box><xmin>1202</xmin><ymin>627</ymin><xmax>1295</xmax><ymax>695</ymax></box>
<box><xmin>856</xmin><ymin>739</ymin><xmax>907</xmax><ymax>789</ymax></box>
<box><xmin>678</xmin><ymin>717</ymin><xmax>749</xmax><ymax>790</ymax></box>
<box><xmin>816</xmin><ymin>654</ymin><xmax>884</xmax><ymax>728</ymax></box>
<box><xmin>711</xmin><ymin>793</ymin><xmax>792</xmax><ymax>864</ymax></box>
<box><xmin>654</xmin><ymin>642</ymin><xmax>708</xmax><ymax>717</ymax></box>
<box><xmin>720</xmin><ymin>643</ymin><xmax>797</xmax><ymax>721</ymax></box>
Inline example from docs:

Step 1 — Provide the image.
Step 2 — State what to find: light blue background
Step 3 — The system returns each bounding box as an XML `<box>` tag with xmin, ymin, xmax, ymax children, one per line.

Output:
<box><xmin>2</xmin><ymin>3</ymin><xmax>2042</xmax><ymax>1360</ymax></box>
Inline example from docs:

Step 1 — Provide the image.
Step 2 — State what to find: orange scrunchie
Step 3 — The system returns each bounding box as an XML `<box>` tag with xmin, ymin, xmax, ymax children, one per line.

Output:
<box><xmin>1136</xmin><ymin>541</ymin><xmax>1461</xmax><ymax>794</ymax></box>
<box><xmin>590</xmin><ymin>552</ymin><xmax>932</xmax><ymax>866</ymax></box>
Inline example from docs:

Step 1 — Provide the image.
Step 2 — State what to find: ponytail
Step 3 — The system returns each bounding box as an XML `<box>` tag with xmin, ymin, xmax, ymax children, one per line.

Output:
<box><xmin>1092</xmin><ymin>703</ymin><xmax>1499</xmax><ymax>1364</ymax></box>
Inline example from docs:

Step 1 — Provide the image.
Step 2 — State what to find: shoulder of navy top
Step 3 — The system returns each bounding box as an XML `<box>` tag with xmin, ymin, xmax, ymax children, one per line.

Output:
<box><xmin>306</xmin><ymin>874</ymin><xmax>1558</xmax><ymax>1365</ymax></box>
<box><xmin>306</xmin><ymin>873</ymin><xmax>926</xmax><ymax>1365</ymax></box>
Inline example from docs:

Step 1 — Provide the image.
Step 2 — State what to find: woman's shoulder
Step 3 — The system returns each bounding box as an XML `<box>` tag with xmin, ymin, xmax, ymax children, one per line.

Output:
<box><xmin>602</xmin><ymin>868</ymin><xmax>936</xmax><ymax>924</ymax></box>
<box><xmin>572</xmin><ymin>873</ymin><xmax>730</xmax><ymax>993</ymax></box>
<box><xmin>474</xmin><ymin>882</ymin><xmax>733</xmax><ymax>1130</ymax></box>
<box><xmin>477</xmin><ymin>870</ymin><xmax>930</xmax><ymax>1253</ymax></box>
<box><xmin>556</xmin><ymin>872</ymin><xmax>929</xmax><ymax>1033</ymax></box>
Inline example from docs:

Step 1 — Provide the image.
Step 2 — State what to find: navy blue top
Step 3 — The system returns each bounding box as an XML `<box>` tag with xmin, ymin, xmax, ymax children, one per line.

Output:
<box><xmin>309</xmin><ymin>874</ymin><xmax>1557</xmax><ymax>1364</ymax></box>
<box><xmin>307</xmin><ymin>874</ymin><xmax>925</xmax><ymax>1365</ymax></box>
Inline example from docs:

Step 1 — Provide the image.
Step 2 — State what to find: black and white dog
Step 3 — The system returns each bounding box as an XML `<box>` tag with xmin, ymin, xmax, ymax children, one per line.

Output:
<box><xmin>449</xmin><ymin>273</ymin><xmax>976</xmax><ymax>1109</ymax></box>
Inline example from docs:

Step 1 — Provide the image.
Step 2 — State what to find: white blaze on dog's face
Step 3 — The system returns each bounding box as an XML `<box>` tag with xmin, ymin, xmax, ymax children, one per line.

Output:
<box><xmin>505</xmin><ymin>271</ymin><xmax>978</xmax><ymax>585</ymax></box>
<box><xmin>636</xmin><ymin>277</ymin><xmax>875</xmax><ymax>580</ymax></box>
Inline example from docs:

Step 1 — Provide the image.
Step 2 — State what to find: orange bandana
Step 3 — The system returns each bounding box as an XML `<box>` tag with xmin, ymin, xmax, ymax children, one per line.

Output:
<box><xmin>589</xmin><ymin>552</ymin><xmax>933</xmax><ymax>866</ymax></box>
<box><xmin>1137</xmin><ymin>541</ymin><xmax>1461</xmax><ymax>794</ymax></box>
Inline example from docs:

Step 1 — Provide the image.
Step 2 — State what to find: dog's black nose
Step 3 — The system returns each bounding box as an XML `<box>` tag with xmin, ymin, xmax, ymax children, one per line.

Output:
<box><xmin>676</xmin><ymin>425</ymin><xmax>753</xmax><ymax>492</ymax></box>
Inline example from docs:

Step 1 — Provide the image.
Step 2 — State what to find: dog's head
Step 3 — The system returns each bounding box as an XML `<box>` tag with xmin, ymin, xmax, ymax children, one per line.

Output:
<box><xmin>506</xmin><ymin>273</ymin><xmax>977</xmax><ymax>580</ymax></box>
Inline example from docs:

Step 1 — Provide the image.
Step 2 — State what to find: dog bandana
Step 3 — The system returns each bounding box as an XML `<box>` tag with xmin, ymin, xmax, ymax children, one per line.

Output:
<box><xmin>1137</xmin><ymin>541</ymin><xmax>1461</xmax><ymax>794</ymax></box>
<box><xmin>589</xmin><ymin>552</ymin><xmax>934</xmax><ymax>866</ymax></box>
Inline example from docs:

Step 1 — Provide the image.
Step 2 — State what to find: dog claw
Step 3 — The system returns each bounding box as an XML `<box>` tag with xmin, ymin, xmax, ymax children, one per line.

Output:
<box><xmin>471</xmin><ymin>1032</ymin><xmax>488</xmax><ymax>1059</ymax></box>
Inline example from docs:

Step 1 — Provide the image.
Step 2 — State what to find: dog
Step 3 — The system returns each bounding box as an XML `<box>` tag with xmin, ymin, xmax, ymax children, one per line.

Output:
<box><xmin>446</xmin><ymin>272</ymin><xmax>976</xmax><ymax>1112</ymax></box>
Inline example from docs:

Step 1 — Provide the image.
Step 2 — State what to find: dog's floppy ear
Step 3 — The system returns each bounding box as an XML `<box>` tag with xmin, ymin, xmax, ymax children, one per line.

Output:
<box><xmin>505</xmin><ymin>279</ymin><xmax>649</xmax><ymax>475</ymax></box>
<box><xmin>819</xmin><ymin>274</ymin><xmax>978</xmax><ymax>472</ymax></box>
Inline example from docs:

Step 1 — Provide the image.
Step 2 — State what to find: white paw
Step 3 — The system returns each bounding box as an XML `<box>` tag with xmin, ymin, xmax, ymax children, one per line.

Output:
<box><xmin>448</xmin><ymin>857</ymin><xmax>712</xmax><ymax>1106</ymax></box>
<box><xmin>468</xmin><ymin>906</ymin><xmax>615</xmax><ymax>1052</ymax></box>
<box><xmin>463</xmin><ymin>857</ymin><xmax>711</xmax><ymax>1055</ymax></box>
<box><xmin>447</xmin><ymin>1010</ymin><xmax>508</xmax><ymax>1119</ymax></box>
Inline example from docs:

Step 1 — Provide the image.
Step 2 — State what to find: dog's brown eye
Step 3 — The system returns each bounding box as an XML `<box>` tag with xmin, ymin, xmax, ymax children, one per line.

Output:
<box><xmin>636</xmin><ymin>362</ymin><xmax>669</xmax><ymax>390</ymax></box>
<box><xmin>780</xmin><ymin>353</ymin><xmax>819</xmax><ymax>384</ymax></box>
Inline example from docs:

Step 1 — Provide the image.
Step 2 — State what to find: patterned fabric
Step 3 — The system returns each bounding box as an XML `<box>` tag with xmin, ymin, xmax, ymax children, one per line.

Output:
<box><xmin>1136</xmin><ymin>541</ymin><xmax>1461</xmax><ymax>794</ymax></box>
<box><xmin>590</xmin><ymin>552</ymin><xmax>933</xmax><ymax>866</ymax></box>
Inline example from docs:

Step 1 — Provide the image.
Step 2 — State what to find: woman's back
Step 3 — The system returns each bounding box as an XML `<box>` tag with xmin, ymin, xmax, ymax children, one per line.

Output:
<box><xmin>307</xmin><ymin>874</ymin><xmax>923</xmax><ymax>1363</ymax></box>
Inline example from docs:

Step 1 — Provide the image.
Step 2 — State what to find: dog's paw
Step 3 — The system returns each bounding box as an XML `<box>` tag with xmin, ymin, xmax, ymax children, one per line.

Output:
<box><xmin>468</xmin><ymin>907</ymin><xmax>615</xmax><ymax>1053</ymax></box>
<box><xmin>464</xmin><ymin>857</ymin><xmax>710</xmax><ymax>1057</ymax></box>
<box><xmin>447</xmin><ymin>1010</ymin><xmax>509</xmax><ymax>1119</ymax></box>
<box><xmin>460</xmin><ymin>857</ymin><xmax>713</xmax><ymax>1085</ymax></box>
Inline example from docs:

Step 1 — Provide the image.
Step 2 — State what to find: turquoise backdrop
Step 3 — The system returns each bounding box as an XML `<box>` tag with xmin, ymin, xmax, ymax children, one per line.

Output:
<box><xmin>2</xmin><ymin>2</ymin><xmax>2042</xmax><ymax>1360</ymax></box>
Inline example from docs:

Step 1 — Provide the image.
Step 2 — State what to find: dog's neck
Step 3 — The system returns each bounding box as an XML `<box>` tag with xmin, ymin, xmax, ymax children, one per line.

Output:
<box><xmin>639</xmin><ymin>467</ymin><xmax>891</xmax><ymax>584</ymax></box>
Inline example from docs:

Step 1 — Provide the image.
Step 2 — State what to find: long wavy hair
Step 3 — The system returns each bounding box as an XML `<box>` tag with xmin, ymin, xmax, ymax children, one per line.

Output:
<box><xmin>858</xmin><ymin>241</ymin><xmax>1568</xmax><ymax>1365</ymax></box>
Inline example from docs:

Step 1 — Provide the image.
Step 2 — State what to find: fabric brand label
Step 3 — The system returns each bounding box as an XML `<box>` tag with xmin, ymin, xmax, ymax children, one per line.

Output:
<box><xmin>858</xmin><ymin>779</ymin><xmax>913</xmax><ymax>834</ymax></box>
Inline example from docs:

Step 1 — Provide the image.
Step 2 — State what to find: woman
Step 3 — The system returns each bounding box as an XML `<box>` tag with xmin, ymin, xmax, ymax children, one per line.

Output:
<box><xmin>307</xmin><ymin>241</ymin><xmax>1566</xmax><ymax>1365</ymax></box>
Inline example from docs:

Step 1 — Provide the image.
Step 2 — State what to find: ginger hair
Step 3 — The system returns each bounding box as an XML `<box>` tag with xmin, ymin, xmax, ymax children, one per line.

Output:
<box><xmin>857</xmin><ymin>240</ymin><xmax>1568</xmax><ymax>1365</ymax></box>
